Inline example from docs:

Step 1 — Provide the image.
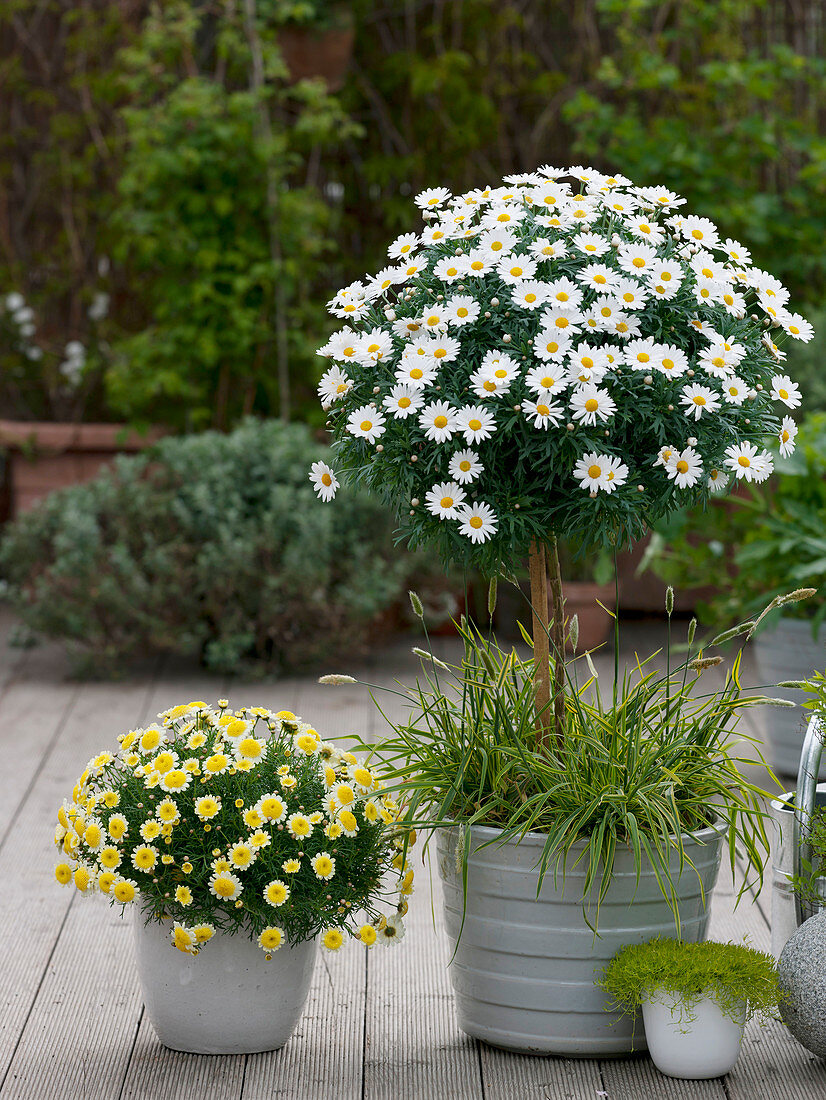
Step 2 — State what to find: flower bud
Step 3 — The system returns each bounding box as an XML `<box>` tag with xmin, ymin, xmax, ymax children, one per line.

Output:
<box><xmin>665</xmin><ymin>586</ymin><xmax>674</xmax><ymax>615</ymax></box>
<box><xmin>408</xmin><ymin>591</ymin><xmax>424</xmax><ymax>618</ymax></box>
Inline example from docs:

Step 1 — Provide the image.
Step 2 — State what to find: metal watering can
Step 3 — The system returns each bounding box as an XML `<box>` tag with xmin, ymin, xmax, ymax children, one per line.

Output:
<box><xmin>770</xmin><ymin>715</ymin><xmax>826</xmax><ymax>957</ymax></box>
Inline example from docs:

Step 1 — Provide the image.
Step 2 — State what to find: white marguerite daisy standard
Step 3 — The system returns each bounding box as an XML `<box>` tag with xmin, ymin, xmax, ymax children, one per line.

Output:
<box><xmin>309</xmin><ymin>167</ymin><xmax>809</xmax><ymax>576</ymax></box>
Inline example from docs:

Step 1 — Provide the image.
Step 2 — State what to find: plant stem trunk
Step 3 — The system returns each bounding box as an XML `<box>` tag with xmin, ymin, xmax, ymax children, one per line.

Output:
<box><xmin>529</xmin><ymin>539</ymin><xmax>550</xmax><ymax>746</ymax></box>
<box><xmin>548</xmin><ymin>534</ymin><xmax>566</xmax><ymax>748</ymax></box>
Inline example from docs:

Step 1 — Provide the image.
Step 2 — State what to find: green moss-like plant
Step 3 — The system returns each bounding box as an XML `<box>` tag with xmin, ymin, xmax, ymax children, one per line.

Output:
<box><xmin>600</xmin><ymin>937</ymin><xmax>781</xmax><ymax>1026</ymax></box>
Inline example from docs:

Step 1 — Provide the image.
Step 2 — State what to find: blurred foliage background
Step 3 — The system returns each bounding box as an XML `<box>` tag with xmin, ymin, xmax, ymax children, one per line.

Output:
<box><xmin>2</xmin><ymin>0</ymin><xmax>825</xmax><ymax>432</ymax></box>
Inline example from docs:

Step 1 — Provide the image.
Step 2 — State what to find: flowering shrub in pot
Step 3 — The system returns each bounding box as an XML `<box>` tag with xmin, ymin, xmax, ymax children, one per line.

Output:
<box><xmin>310</xmin><ymin>165</ymin><xmax>809</xmax><ymax>1052</ymax></box>
<box><xmin>53</xmin><ymin>701</ymin><xmax>413</xmax><ymax>1053</ymax></box>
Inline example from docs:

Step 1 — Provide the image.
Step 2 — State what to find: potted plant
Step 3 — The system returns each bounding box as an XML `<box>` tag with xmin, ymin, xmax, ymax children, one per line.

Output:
<box><xmin>309</xmin><ymin>166</ymin><xmax>810</xmax><ymax>1053</ymax></box>
<box><xmin>274</xmin><ymin>2</ymin><xmax>355</xmax><ymax>92</ymax></box>
<box><xmin>647</xmin><ymin>412</ymin><xmax>826</xmax><ymax>777</ymax></box>
<box><xmin>53</xmin><ymin>700</ymin><xmax>412</xmax><ymax>1053</ymax></box>
<box><xmin>601</xmin><ymin>937</ymin><xmax>781</xmax><ymax>1078</ymax></box>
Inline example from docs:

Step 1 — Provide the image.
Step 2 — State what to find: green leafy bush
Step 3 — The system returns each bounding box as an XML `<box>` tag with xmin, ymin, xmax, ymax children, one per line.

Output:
<box><xmin>0</xmin><ymin>420</ymin><xmax>414</xmax><ymax>675</ymax></box>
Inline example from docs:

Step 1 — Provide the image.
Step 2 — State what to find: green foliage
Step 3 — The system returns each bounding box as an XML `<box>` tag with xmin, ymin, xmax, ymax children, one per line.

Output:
<box><xmin>0</xmin><ymin>419</ymin><xmax>414</xmax><ymax>675</ymax></box>
<box><xmin>600</xmin><ymin>937</ymin><xmax>781</xmax><ymax>1026</ymax></box>
<box><xmin>56</xmin><ymin>703</ymin><xmax>408</xmax><ymax>947</ymax></box>
<box><xmin>648</xmin><ymin>414</ymin><xmax>826</xmax><ymax>630</ymax></box>
<box><xmin>351</xmin><ymin>607</ymin><xmax>780</xmax><ymax>927</ymax></box>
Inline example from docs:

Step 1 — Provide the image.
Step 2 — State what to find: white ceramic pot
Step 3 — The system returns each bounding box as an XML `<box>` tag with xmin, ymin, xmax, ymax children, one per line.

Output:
<box><xmin>641</xmin><ymin>990</ymin><xmax>745</xmax><ymax>1079</ymax></box>
<box><xmin>133</xmin><ymin>914</ymin><xmax>317</xmax><ymax>1053</ymax></box>
<box><xmin>437</xmin><ymin>822</ymin><xmax>724</xmax><ymax>1056</ymax></box>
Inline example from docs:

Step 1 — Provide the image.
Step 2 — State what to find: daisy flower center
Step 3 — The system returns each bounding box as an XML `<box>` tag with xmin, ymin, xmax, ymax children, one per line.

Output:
<box><xmin>525</xmin><ymin>293</ymin><xmax>537</xmax><ymax>303</ymax></box>
<box><xmin>663</xmin><ymin>359</ymin><xmax>674</xmax><ymax>370</ymax></box>
<box><xmin>457</xmin><ymin>307</ymin><xmax>469</xmax><ymax>317</ymax></box>
<box><xmin>636</xmin><ymin>353</ymin><xmax>650</xmax><ymax>363</ymax></box>
<box><xmin>593</xmin><ymin>274</ymin><xmax>607</xmax><ymax>284</ymax></box>
<box><xmin>440</xmin><ymin>496</ymin><xmax>454</xmax><ymax>508</ymax></box>
<box><xmin>468</xmin><ymin>419</ymin><xmax>482</xmax><ymax>431</ymax></box>
<box><xmin>712</xmin><ymin>357</ymin><xmax>725</xmax><ymax>368</ymax></box>
<box><xmin>779</xmin><ymin>388</ymin><xmax>789</xmax><ymax>399</ymax></box>
<box><xmin>321</xmin><ymin>473</ymin><xmax>332</xmax><ymax>486</ymax></box>
<box><xmin>483</xmin><ymin>381</ymin><xmax>496</xmax><ymax>391</ymax></box>
<box><xmin>459</xmin><ymin>460</ymin><xmax>471</xmax><ymax>471</ymax></box>
<box><xmin>661</xmin><ymin>272</ymin><xmax>672</xmax><ymax>281</ymax></box>
<box><xmin>585</xmin><ymin>399</ymin><xmax>599</xmax><ymax>412</ymax></box>
<box><xmin>494</xmin><ymin>369</ymin><xmax>507</xmax><ymax>378</ymax></box>
<box><xmin>471</xmin><ymin>261</ymin><xmax>484</xmax><ymax>271</ymax></box>
<box><xmin>632</xmin><ymin>258</ymin><xmax>645</xmax><ymax>268</ymax></box>
<box><xmin>782</xmin><ymin>430</ymin><xmax>790</xmax><ymax>442</ymax></box>
<box><xmin>588</xmin><ymin>464</ymin><xmax>602</xmax><ymax>478</ymax></box>
<box><xmin>693</xmin><ymin>396</ymin><xmax>706</xmax><ymax>406</ymax></box>
<box><xmin>676</xmin><ymin>460</ymin><xmax>689</xmax><ymax>473</ymax></box>
<box><xmin>410</xmin><ymin>368</ymin><xmax>423</xmax><ymax>379</ymax></box>
<box><xmin>434</xmin><ymin>348</ymin><xmax>447</xmax><ymax>358</ymax></box>
<box><xmin>434</xmin><ymin>415</ymin><xmax>448</xmax><ymax>428</ymax></box>
<box><xmin>398</xmin><ymin>397</ymin><xmax>411</xmax><ymax>408</ymax></box>
<box><xmin>360</xmin><ymin>419</ymin><xmax>373</xmax><ymax>431</ymax></box>
<box><xmin>581</xmin><ymin>357</ymin><xmax>593</xmax><ymax>369</ymax></box>
<box><xmin>738</xmin><ymin>456</ymin><xmax>751</xmax><ymax>467</ymax></box>
<box><xmin>427</xmin><ymin>315</ymin><xmax>439</xmax><ymax>325</ymax></box>
<box><xmin>541</xmin><ymin>376</ymin><xmax>554</xmax><ymax>387</ymax></box>
<box><xmin>546</xmin><ymin>341</ymin><xmax>560</xmax><ymax>352</ymax></box>
<box><xmin>343</xmin><ymin>346</ymin><xmax>354</xmax><ymax>356</ymax></box>
<box><xmin>537</xmin><ymin>404</ymin><xmax>550</xmax><ymax>416</ymax></box>
<box><xmin>470</xmin><ymin>516</ymin><xmax>483</xmax><ymax>529</ymax></box>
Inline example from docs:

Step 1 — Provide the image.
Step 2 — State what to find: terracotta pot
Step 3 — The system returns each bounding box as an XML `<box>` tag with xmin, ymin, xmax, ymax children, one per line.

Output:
<box><xmin>278</xmin><ymin>13</ymin><xmax>355</xmax><ymax>93</ymax></box>
<box><xmin>0</xmin><ymin>420</ymin><xmax>162</xmax><ymax>519</ymax></box>
<box><xmin>563</xmin><ymin>580</ymin><xmax>615</xmax><ymax>653</ymax></box>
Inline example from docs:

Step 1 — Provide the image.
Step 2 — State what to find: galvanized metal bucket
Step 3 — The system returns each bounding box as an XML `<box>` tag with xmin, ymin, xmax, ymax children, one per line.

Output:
<box><xmin>770</xmin><ymin>715</ymin><xmax>826</xmax><ymax>958</ymax></box>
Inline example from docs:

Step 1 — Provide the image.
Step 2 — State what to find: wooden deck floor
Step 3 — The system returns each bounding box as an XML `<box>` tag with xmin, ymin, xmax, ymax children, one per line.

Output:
<box><xmin>1</xmin><ymin>612</ymin><xmax>824</xmax><ymax>1099</ymax></box>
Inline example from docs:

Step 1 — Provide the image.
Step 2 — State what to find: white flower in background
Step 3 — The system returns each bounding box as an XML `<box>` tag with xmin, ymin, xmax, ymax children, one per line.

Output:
<box><xmin>425</xmin><ymin>481</ymin><xmax>466</xmax><ymax>520</ymax></box>
<box><xmin>470</xmin><ymin>366</ymin><xmax>510</xmax><ymax>398</ymax></box>
<box><xmin>567</xmin><ymin>343</ymin><xmax>611</xmax><ymax>384</ymax></box>
<box><xmin>627</xmin><ymin>217</ymin><xmax>665</xmax><ymax>244</ymax></box>
<box><xmin>617</xmin><ymin>241</ymin><xmax>659</xmax><ymax>277</ymax></box>
<box><xmin>309</xmin><ymin>461</ymin><xmax>339</xmax><ymax>502</ymax></box>
<box><xmin>346</xmin><ymin>405</ymin><xmax>386</xmax><ymax>443</ymax></box>
<box><xmin>721</xmin><ymin>238</ymin><xmax>751</xmax><ymax>265</ymax></box>
<box><xmin>396</xmin><ymin>256</ymin><xmax>428</xmax><ymax>283</ymax></box>
<box><xmin>25</xmin><ymin>346</ymin><xmax>43</xmax><ymax>361</ymax></box>
<box><xmin>463</xmin><ymin>250</ymin><xmax>496</xmax><ymax>278</ymax></box>
<box><xmin>457</xmin><ymin>502</ymin><xmax>498</xmax><ymax>543</ymax></box>
<box><xmin>88</xmin><ymin>292</ymin><xmax>110</xmax><ymax>322</ymax></box>
<box><xmin>395</xmin><ymin>358</ymin><xmax>438</xmax><ymax>389</ymax></box>
<box><xmin>322</xmin><ymin>329</ymin><xmax>359</xmax><ymax>362</ymax></box>
<box><xmin>419</xmin><ymin>305</ymin><xmax>448</xmax><ymax>332</ymax></box>
<box><xmin>664</xmin><ymin>446</ymin><xmax>703</xmax><ymax>489</ymax></box>
<box><xmin>420</xmin><ymin>224</ymin><xmax>450</xmax><ymax>246</ymax></box>
<box><xmin>540</xmin><ymin>307</ymin><xmax>582</xmax><ymax>336</ymax></box>
<box><xmin>479</xmin><ymin>350</ymin><xmax>519</xmax><ymax>385</ymax></box>
<box><xmin>654</xmin><ymin>345</ymin><xmax>689</xmax><ymax>378</ymax></box>
<box><xmin>382</xmin><ymin>384</ymin><xmax>424</xmax><ymax>419</ymax></box>
<box><xmin>524</xmin><ymin>365</ymin><xmax>568</xmax><ymax>397</ymax></box>
<box><xmin>419</xmin><ymin>401</ymin><xmax>458</xmax><ymax>443</ymax></box>
<box><xmin>707</xmin><ymin>467</ymin><xmax>729</xmax><ymax>493</ymax></box>
<box><xmin>448</xmin><ymin>449</ymin><xmax>483</xmax><ymax>484</ymax></box>
<box><xmin>613</xmin><ymin>277</ymin><xmax>650</xmax><ymax>311</ymax></box>
<box><xmin>443</xmin><ymin>296</ymin><xmax>480</xmax><ymax>326</ymax></box>
<box><xmin>770</xmin><ymin>374</ymin><xmax>802</xmax><ymax>409</ymax></box>
<box><xmin>624</xmin><ymin>337</ymin><xmax>660</xmax><ymax>372</ymax></box>
<box><xmin>570</xmin><ymin>385</ymin><xmax>616</xmax><ymax>426</ymax></box>
<box><xmin>640</xmin><ymin>185</ymin><xmax>686</xmax><ymax>209</ymax></box>
<box><xmin>414</xmin><ymin>187</ymin><xmax>451</xmax><ymax>211</ymax></box>
<box><xmin>478</xmin><ymin>228</ymin><xmax>517</xmax><ymax>257</ymax></box>
<box><xmin>679</xmin><ymin>215</ymin><xmax>720</xmax><ymax>247</ymax></box>
<box><xmin>522</xmin><ymin>398</ymin><xmax>564</xmax><ymax>429</ymax></box>
<box><xmin>576</xmin><ymin>263</ymin><xmax>621</xmax><ymax>294</ymax></box>
<box><xmin>723</xmin><ymin>441</ymin><xmax>773</xmax><ymax>482</ymax></box>
<box><xmin>611</xmin><ymin>313</ymin><xmax>642</xmax><ymax>340</ymax></box>
<box><xmin>680</xmin><ymin>384</ymin><xmax>721</xmax><ymax>421</ymax></box>
<box><xmin>5</xmin><ymin>292</ymin><xmax>24</xmax><ymax>312</ymax></box>
<box><xmin>318</xmin><ymin>366</ymin><xmax>352</xmax><ymax>405</ymax></box>
<box><xmin>456</xmin><ymin>405</ymin><xmax>497</xmax><ymax>444</ymax></box>
<box><xmin>573</xmin><ymin>453</ymin><xmax>624</xmax><ymax>493</ymax></box>
<box><xmin>543</xmin><ymin>277</ymin><xmax>583</xmax><ymax>310</ymax></box>
<box><xmin>528</xmin><ymin>237</ymin><xmax>567</xmax><ymax>261</ymax></box>
<box><xmin>778</xmin><ymin>416</ymin><xmax>798</xmax><ymax>457</ymax></box>
<box><xmin>653</xmin><ymin>445</ymin><xmax>677</xmax><ymax>469</ymax></box>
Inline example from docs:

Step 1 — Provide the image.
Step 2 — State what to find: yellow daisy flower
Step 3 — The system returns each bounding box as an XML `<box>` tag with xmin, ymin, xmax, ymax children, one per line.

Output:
<box><xmin>311</xmin><ymin>852</ymin><xmax>335</xmax><ymax>880</ymax></box>
<box><xmin>172</xmin><ymin>923</ymin><xmax>197</xmax><ymax>954</ymax></box>
<box><xmin>98</xmin><ymin>846</ymin><xmax>122</xmax><ymax>870</ymax></box>
<box><xmin>138</xmin><ymin>727</ymin><xmax>163</xmax><ymax>754</ymax></box>
<box><xmin>73</xmin><ymin>865</ymin><xmax>93</xmax><ymax>891</ymax></box>
<box><xmin>263</xmin><ymin>879</ymin><xmax>290</xmax><ymax>906</ymax></box>
<box><xmin>195</xmin><ymin>796</ymin><xmax>222</xmax><ymax>821</ymax></box>
<box><xmin>287</xmin><ymin>813</ymin><xmax>312</xmax><ymax>839</ymax></box>
<box><xmin>98</xmin><ymin>871</ymin><xmax>116</xmax><ymax>894</ymax></box>
<box><xmin>209</xmin><ymin>872</ymin><xmax>242</xmax><ymax>900</ymax></box>
<box><xmin>322</xmin><ymin>928</ymin><xmax>345</xmax><ymax>951</ymax></box>
<box><xmin>112</xmin><ymin>877</ymin><xmax>138</xmax><ymax>904</ymax></box>
<box><xmin>161</xmin><ymin>769</ymin><xmax>190</xmax><ymax>794</ymax></box>
<box><xmin>229</xmin><ymin>841</ymin><xmax>255</xmax><ymax>870</ymax></box>
<box><xmin>282</xmin><ymin>858</ymin><xmax>300</xmax><ymax>874</ymax></box>
<box><xmin>132</xmin><ymin>845</ymin><xmax>158</xmax><ymax>872</ymax></box>
<box><xmin>243</xmin><ymin>807</ymin><xmax>264</xmax><ymax>829</ymax></box>
<box><xmin>334</xmin><ymin>783</ymin><xmax>356</xmax><ymax>808</ymax></box>
<box><xmin>139</xmin><ymin>819</ymin><xmax>162</xmax><ymax>842</ymax></box>
<box><xmin>175</xmin><ymin>885</ymin><xmax>193</xmax><ymax>907</ymax></box>
<box><xmin>193</xmin><ymin>923</ymin><xmax>215</xmax><ymax>943</ymax></box>
<box><xmin>258</xmin><ymin>926</ymin><xmax>284</xmax><ymax>953</ymax></box>
<box><xmin>338</xmin><ymin>810</ymin><xmax>359</xmax><ymax>836</ymax></box>
<box><xmin>108</xmin><ymin>814</ymin><xmax>128</xmax><ymax>841</ymax></box>
<box><xmin>295</xmin><ymin>733</ymin><xmax>319</xmax><ymax>755</ymax></box>
<box><xmin>156</xmin><ymin>799</ymin><xmax>180</xmax><ymax>824</ymax></box>
<box><xmin>203</xmin><ymin>752</ymin><xmax>230</xmax><ymax>776</ymax></box>
<box><xmin>54</xmin><ymin>862</ymin><xmax>72</xmax><ymax>886</ymax></box>
<box><xmin>358</xmin><ymin>924</ymin><xmax>377</xmax><ymax>947</ymax></box>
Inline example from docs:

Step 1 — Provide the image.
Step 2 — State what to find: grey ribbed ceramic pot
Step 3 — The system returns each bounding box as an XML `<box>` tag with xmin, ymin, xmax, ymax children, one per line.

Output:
<box><xmin>436</xmin><ymin>823</ymin><xmax>724</xmax><ymax>1056</ymax></box>
<box><xmin>752</xmin><ymin>618</ymin><xmax>826</xmax><ymax>778</ymax></box>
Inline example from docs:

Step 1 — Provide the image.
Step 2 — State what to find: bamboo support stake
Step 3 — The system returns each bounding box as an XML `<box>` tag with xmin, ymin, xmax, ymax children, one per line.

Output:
<box><xmin>548</xmin><ymin>534</ymin><xmax>566</xmax><ymax>747</ymax></box>
<box><xmin>529</xmin><ymin>539</ymin><xmax>551</xmax><ymax>742</ymax></box>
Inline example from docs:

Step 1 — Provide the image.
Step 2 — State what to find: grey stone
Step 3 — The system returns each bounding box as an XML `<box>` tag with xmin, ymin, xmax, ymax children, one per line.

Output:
<box><xmin>779</xmin><ymin>910</ymin><xmax>826</xmax><ymax>1057</ymax></box>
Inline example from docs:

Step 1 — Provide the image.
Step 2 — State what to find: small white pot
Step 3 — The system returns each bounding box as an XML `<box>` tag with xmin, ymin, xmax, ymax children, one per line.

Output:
<box><xmin>641</xmin><ymin>990</ymin><xmax>745</xmax><ymax>1079</ymax></box>
<box><xmin>133</xmin><ymin>914</ymin><xmax>317</xmax><ymax>1054</ymax></box>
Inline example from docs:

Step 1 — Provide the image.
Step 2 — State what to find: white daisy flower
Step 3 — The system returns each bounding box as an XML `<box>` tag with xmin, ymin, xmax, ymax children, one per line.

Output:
<box><xmin>457</xmin><ymin>501</ymin><xmax>498</xmax><ymax>543</ymax></box>
<box><xmin>388</xmin><ymin>232</ymin><xmax>420</xmax><ymax>259</ymax></box>
<box><xmin>522</xmin><ymin>397</ymin><xmax>564</xmax><ymax>429</ymax></box>
<box><xmin>528</xmin><ymin>237</ymin><xmax>568</xmax><ymax>261</ymax></box>
<box><xmin>567</xmin><ymin>343</ymin><xmax>611</xmax><ymax>384</ymax></box>
<box><xmin>432</xmin><ymin>256</ymin><xmax>466</xmax><ymax>282</ymax></box>
<box><xmin>470</xmin><ymin>366</ymin><xmax>511</xmax><ymax>398</ymax></box>
<box><xmin>687</xmin><ymin>316</ymin><xmax>717</xmax><ymax>339</ymax></box>
<box><xmin>533</xmin><ymin>182</ymin><xmax>570</xmax><ymax>207</ymax></box>
<box><xmin>721</xmin><ymin>376</ymin><xmax>748</xmax><ymax>405</ymax></box>
<box><xmin>653</xmin><ymin>444</ymin><xmax>677</xmax><ymax>469</ymax></box>
<box><xmin>317</xmin><ymin>366</ymin><xmax>352</xmax><ymax>405</ymax></box>
<box><xmin>626</xmin><ymin>217</ymin><xmax>666</xmax><ymax>245</ymax></box>
<box><xmin>647</xmin><ymin>260</ymin><xmax>683</xmax><ymax>298</ymax></box>
<box><xmin>464</xmin><ymin>250</ymin><xmax>496</xmax><ymax>277</ymax></box>
<box><xmin>419</xmin><ymin>401</ymin><xmax>458</xmax><ymax>443</ymax></box>
<box><xmin>664</xmin><ymin>446</ymin><xmax>703</xmax><ymax>488</ymax></box>
<box><xmin>364</xmin><ymin>267</ymin><xmax>400</xmax><ymax>298</ymax></box>
<box><xmin>693</xmin><ymin>277</ymin><xmax>726</xmax><ymax>307</ymax></box>
<box><xmin>533</xmin><ymin>329</ymin><xmax>573</xmax><ymax>361</ymax></box>
<box><xmin>576</xmin><ymin>263</ymin><xmax>621</xmax><ymax>294</ymax></box>
<box><xmin>329</xmin><ymin>296</ymin><xmax>370</xmax><ymax>321</ymax></box>
<box><xmin>680</xmin><ymin>383</ymin><xmax>721</xmax><ymax>420</ymax></box>
<box><xmin>525</xmin><ymin>364</ymin><xmax>569</xmax><ymax>397</ymax></box>
<box><xmin>721</xmin><ymin>238</ymin><xmax>752</xmax><ymax>265</ymax></box>
<box><xmin>391</xmin><ymin>316</ymin><xmax>423</xmax><ymax>340</ymax></box>
<box><xmin>718</xmin><ymin>288</ymin><xmax>748</xmax><ymax>316</ymax></box>
<box><xmin>414</xmin><ymin>186</ymin><xmax>452</xmax><ymax>211</ymax></box>
<box><xmin>347</xmin><ymin>405</ymin><xmax>386</xmax><ymax>444</ymax></box>
<box><xmin>611</xmin><ymin>313</ymin><xmax>642</xmax><ymax>340</ymax></box>
<box><xmin>724</xmin><ymin>441</ymin><xmax>773</xmax><ymax>482</ymax></box>
<box><xmin>707</xmin><ymin>467</ymin><xmax>729</xmax><ymax>493</ymax></box>
<box><xmin>377</xmin><ymin>914</ymin><xmax>407</xmax><ymax>947</ymax></box>
<box><xmin>538</xmin><ymin>307</ymin><xmax>583</xmax><ymax>336</ymax></box>
<box><xmin>396</xmin><ymin>255</ymin><xmax>428</xmax><ymax>283</ymax></box>
<box><xmin>354</xmin><ymin>328</ymin><xmax>394</xmax><ymax>365</ymax></box>
<box><xmin>568</xmin><ymin>197</ymin><xmax>600</xmax><ymax>225</ymax></box>
<box><xmin>536</xmin><ymin>211</ymin><xmax>576</xmax><ymax>232</ymax></box>
<box><xmin>571</xmin><ymin>232</ymin><xmax>610</xmax><ymax>257</ymax></box>
<box><xmin>752</xmin><ymin>271</ymin><xmax>790</xmax><ymax>307</ymax></box>
<box><xmin>382</xmin><ymin>384</ymin><xmax>424</xmax><ymax>419</ymax></box>
<box><xmin>456</xmin><ymin>405</ymin><xmax>497</xmax><ymax>444</ymax></box>
<box><xmin>770</xmin><ymin>374</ymin><xmax>802</xmax><ymax>409</ymax></box>
<box><xmin>638</xmin><ymin>185</ymin><xmax>686</xmax><ymax>210</ymax></box>
<box><xmin>778</xmin><ymin>416</ymin><xmax>798</xmax><ymax>457</ymax></box>
<box><xmin>324</xmin><ymin>329</ymin><xmax>360</xmax><ymax>362</ymax></box>
<box><xmin>309</xmin><ymin>461</ymin><xmax>339</xmax><ymax>502</ymax></box>
<box><xmin>479</xmin><ymin>203</ymin><xmax>526</xmax><ymax>231</ymax></box>
<box><xmin>680</xmin><ymin>215</ymin><xmax>720</xmax><ymax>247</ymax></box>
<box><xmin>448</xmin><ymin>449</ymin><xmax>483</xmax><ymax>484</ymax></box>
<box><xmin>511</xmin><ymin>280</ymin><xmax>551</xmax><ymax>310</ymax></box>
<box><xmin>420</xmin><ymin>223</ymin><xmax>451</xmax><ymax>246</ymax></box>
<box><xmin>600</xmin><ymin>190</ymin><xmax>638</xmax><ymax>217</ymax></box>
<box><xmin>478</xmin><ymin>227</ymin><xmax>517</xmax><ymax>258</ymax></box>
<box><xmin>419</xmin><ymin>306</ymin><xmax>448</xmax><ymax>332</ymax></box>
<box><xmin>543</xmin><ymin>276</ymin><xmax>583</xmax><ymax>310</ymax></box>
<box><xmin>426</xmin><ymin>334</ymin><xmax>461</xmax><ymax>364</ymax></box>
<box><xmin>425</xmin><ymin>480</ymin><xmax>467</xmax><ymax>519</ymax></box>
<box><xmin>617</xmin><ymin>241</ymin><xmax>659</xmax><ymax>277</ymax></box>
<box><xmin>570</xmin><ymin>384</ymin><xmax>616</xmax><ymax>425</ymax></box>
<box><xmin>697</xmin><ymin>341</ymin><xmax>741</xmax><ymax>377</ymax></box>
<box><xmin>612</xmin><ymin>277</ymin><xmax>650</xmax><ymax>311</ymax></box>
<box><xmin>691</xmin><ymin>251</ymin><xmax>730</xmax><ymax>283</ymax></box>
<box><xmin>497</xmin><ymin>255</ymin><xmax>538</xmax><ymax>284</ymax></box>
<box><xmin>395</xmin><ymin>359</ymin><xmax>438</xmax><ymax>389</ymax></box>
<box><xmin>778</xmin><ymin>311</ymin><xmax>814</xmax><ymax>342</ymax></box>
<box><xmin>479</xmin><ymin>350</ymin><xmax>520</xmax><ymax>384</ymax></box>
<box><xmin>443</xmin><ymin>295</ymin><xmax>480</xmax><ymax>327</ymax></box>
<box><xmin>654</xmin><ymin>345</ymin><xmax>689</xmax><ymax>378</ymax></box>
<box><xmin>573</xmin><ymin>452</ymin><xmax>621</xmax><ymax>493</ymax></box>
<box><xmin>624</xmin><ymin>337</ymin><xmax>661</xmax><ymax>371</ymax></box>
